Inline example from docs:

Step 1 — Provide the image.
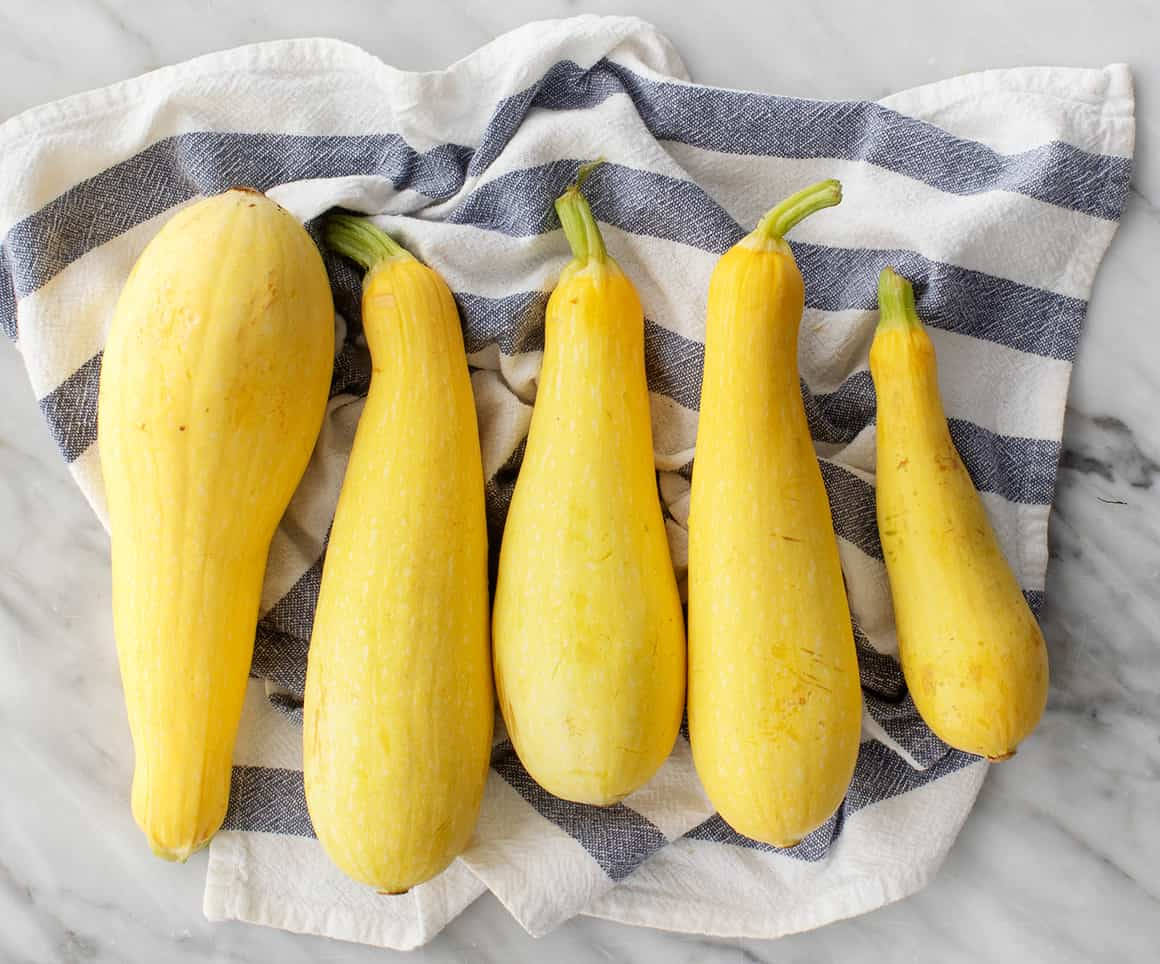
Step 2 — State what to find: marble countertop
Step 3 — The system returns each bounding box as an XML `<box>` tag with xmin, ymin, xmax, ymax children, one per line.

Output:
<box><xmin>2</xmin><ymin>1</ymin><xmax>1157</xmax><ymax>961</ymax></box>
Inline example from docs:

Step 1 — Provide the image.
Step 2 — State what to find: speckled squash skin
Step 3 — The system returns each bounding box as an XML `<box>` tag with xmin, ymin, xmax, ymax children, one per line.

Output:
<box><xmin>99</xmin><ymin>189</ymin><xmax>334</xmax><ymax>861</ymax></box>
<box><xmin>303</xmin><ymin>251</ymin><xmax>492</xmax><ymax>893</ymax></box>
<box><xmin>492</xmin><ymin>181</ymin><xmax>685</xmax><ymax>807</ymax></box>
<box><xmin>871</xmin><ymin>269</ymin><xmax>1048</xmax><ymax>761</ymax></box>
<box><xmin>687</xmin><ymin>219</ymin><xmax>862</xmax><ymax>849</ymax></box>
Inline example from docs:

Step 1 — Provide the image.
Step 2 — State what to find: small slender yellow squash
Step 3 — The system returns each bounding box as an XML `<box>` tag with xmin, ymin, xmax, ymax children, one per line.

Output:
<box><xmin>303</xmin><ymin>216</ymin><xmax>492</xmax><ymax>892</ymax></box>
<box><xmin>871</xmin><ymin>267</ymin><xmax>1048</xmax><ymax>760</ymax></box>
<box><xmin>99</xmin><ymin>188</ymin><xmax>335</xmax><ymax>860</ymax></box>
<box><xmin>688</xmin><ymin>180</ymin><xmax>862</xmax><ymax>847</ymax></box>
<box><xmin>492</xmin><ymin>166</ymin><xmax>685</xmax><ymax>806</ymax></box>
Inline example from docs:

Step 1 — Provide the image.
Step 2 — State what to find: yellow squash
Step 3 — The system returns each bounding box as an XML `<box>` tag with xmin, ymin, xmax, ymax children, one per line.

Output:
<box><xmin>99</xmin><ymin>188</ymin><xmax>335</xmax><ymax>860</ymax></box>
<box><xmin>303</xmin><ymin>216</ymin><xmax>492</xmax><ymax>892</ymax></box>
<box><xmin>871</xmin><ymin>267</ymin><xmax>1048</xmax><ymax>760</ymax></box>
<box><xmin>492</xmin><ymin>166</ymin><xmax>685</xmax><ymax>806</ymax></box>
<box><xmin>688</xmin><ymin>180</ymin><xmax>863</xmax><ymax>847</ymax></box>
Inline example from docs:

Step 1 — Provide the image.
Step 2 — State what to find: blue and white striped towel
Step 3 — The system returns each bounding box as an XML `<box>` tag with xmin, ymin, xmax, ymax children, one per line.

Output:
<box><xmin>1</xmin><ymin>14</ymin><xmax>1133</xmax><ymax>950</ymax></box>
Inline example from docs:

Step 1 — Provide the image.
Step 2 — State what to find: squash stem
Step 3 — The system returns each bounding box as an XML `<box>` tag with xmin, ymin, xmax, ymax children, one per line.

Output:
<box><xmin>325</xmin><ymin>214</ymin><xmax>413</xmax><ymax>272</ymax></box>
<box><xmin>877</xmin><ymin>267</ymin><xmax>922</xmax><ymax>331</ymax></box>
<box><xmin>554</xmin><ymin>160</ymin><xmax>607</xmax><ymax>264</ymax></box>
<box><xmin>754</xmin><ymin>178</ymin><xmax>842</xmax><ymax>240</ymax></box>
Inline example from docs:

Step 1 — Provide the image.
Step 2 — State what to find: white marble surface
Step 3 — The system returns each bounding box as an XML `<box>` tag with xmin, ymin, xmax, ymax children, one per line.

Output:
<box><xmin>1</xmin><ymin>1</ymin><xmax>1158</xmax><ymax>960</ymax></box>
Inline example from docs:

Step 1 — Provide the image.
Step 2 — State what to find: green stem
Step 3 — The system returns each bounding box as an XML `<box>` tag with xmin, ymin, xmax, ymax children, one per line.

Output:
<box><xmin>753</xmin><ymin>178</ymin><xmax>842</xmax><ymax>240</ymax></box>
<box><xmin>324</xmin><ymin>214</ymin><xmax>413</xmax><ymax>272</ymax></box>
<box><xmin>554</xmin><ymin>160</ymin><xmax>607</xmax><ymax>264</ymax></box>
<box><xmin>877</xmin><ymin>267</ymin><xmax>922</xmax><ymax>330</ymax></box>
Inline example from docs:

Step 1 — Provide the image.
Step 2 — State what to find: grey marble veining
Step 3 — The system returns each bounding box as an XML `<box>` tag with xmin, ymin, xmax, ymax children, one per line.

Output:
<box><xmin>1</xmin><ymin>1</ymin><xmax>1158</xmax><ymax>961</ymax></box>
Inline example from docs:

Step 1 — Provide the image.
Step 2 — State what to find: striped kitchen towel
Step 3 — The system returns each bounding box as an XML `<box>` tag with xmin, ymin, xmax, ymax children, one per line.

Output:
<box><xmin>0</xmin><ymin>14</ymin><xmax>1133</xmax><ymax>950</ymax></box>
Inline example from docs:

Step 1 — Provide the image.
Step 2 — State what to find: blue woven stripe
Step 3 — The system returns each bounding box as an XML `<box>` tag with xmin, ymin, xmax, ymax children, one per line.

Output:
<box><xmin>684</xmin><ymin>740</ymin><xmax>980</xmax><ymax>860</ymax></box>
<box><xmin>491</xmin><ymin>740</ymin><xmax>668</xmax><ymax>881</ymax></box>
<box><xmin>470</xmin><ymin>58</ymin><xmax>1130</xmax><ymax>220</ymax></box>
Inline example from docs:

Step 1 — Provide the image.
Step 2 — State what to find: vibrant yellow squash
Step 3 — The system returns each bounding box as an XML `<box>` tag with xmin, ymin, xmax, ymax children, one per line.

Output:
<box><xmin>492</xmin><ymin>166</ymin><xmax>685</xmax><ymax>806</ymax></box>
<box><xmin>871</xmin><ymin>267</ymin><xmax>1048</xmax><ymax>760</ymax></box>
<box><xmin>688</xmin><ymin>180</ymin><xmax>862</xmax><ymax>847</ymax></box>
<box><xmin>303</xmin><ymin>217</ymin><xmax>492</xmax><ymax>892</ymax></box>
<box><xmin>99</xmin><ymin>188</ymin><xmax>335</xmax><ymax>860</ymax></box>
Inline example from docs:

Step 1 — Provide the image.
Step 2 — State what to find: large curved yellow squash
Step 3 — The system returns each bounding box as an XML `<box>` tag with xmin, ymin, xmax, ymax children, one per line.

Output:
<box><xmin>98</xmin><ymin>189</ymin><xmax>335</xmax><ymax>860</ymax></box>
<box><xmin>492</xmin><ymin>168</ymin><xmax>685</xmax><ymax>806</ymax></box>
<box><xmin>871</xmin><ymin>267</ymin><xmax>1048</xmax><ymax>760</ymax></box>
<box><xmin>688</xmin><ymin>180</ymin><xmax>862</xmax><ymax>847</ymax></box>
<box><xmin>303</xmin><ymin>217</ymin><xmax>492</xmax><ymax>892</ymax></box>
